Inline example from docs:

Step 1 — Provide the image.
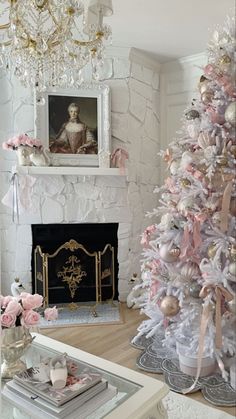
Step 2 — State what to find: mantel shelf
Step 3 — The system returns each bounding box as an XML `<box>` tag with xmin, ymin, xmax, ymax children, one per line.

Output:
<box><xmin>15</xmin><ymin>166</ymin><xmax>127</xmax><ymax>176</ymax></box>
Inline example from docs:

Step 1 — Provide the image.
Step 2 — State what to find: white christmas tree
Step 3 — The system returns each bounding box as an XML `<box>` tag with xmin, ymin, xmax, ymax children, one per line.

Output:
<box><xmin>134</xmin><ymin>16</ymin><xmax>236</xmax><ymax>388</ymax></box>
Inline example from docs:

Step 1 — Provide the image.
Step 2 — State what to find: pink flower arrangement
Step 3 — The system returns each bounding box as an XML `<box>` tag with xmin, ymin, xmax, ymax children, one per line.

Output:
<box><xmin>1</xmin><ymin>292</ymin><xmax>58</xmax><ymax>329</ymax></box>
<box><xmin>2</xmin><ymin>134</ymin><xmax>42</xmax><ymax>151</ymax></box>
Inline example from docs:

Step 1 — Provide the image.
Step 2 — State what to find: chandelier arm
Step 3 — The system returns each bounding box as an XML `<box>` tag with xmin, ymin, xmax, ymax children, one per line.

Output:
<box><xmin>73</xmin><ymin>33</ymin><xmax>104</xmax><ymax>47</ymax></box>
<box><xmin>0</xmin><ymin>40</ymin><xmax>11</xmax><ymax>47</ymax></box>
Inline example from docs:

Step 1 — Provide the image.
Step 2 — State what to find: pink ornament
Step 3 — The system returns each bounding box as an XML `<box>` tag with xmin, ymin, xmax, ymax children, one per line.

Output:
<box><xmin>207</xmin><ymin>108</ymin><xmax>225</xmax><ymax>124</ymax></box>
<box><xmin>44</xmin><ymin>306</ymin><xmax>58</xmax><ymax>321</ymax></box>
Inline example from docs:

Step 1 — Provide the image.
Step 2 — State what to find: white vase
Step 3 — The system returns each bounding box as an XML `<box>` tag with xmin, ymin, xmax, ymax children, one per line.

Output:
<box><xmin>176</xmin><ymin>341</ymin><xmax>216</xmax><ymax>377</ymax></box>
<box><xmin>16</xmin><ymin>146</ymin><xmax>31</xmax><ymax>166</ymax></box>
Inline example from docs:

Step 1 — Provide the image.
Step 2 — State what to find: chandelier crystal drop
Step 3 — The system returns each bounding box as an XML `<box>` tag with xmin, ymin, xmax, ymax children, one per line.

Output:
<box><xmin>0</xmin><ymin>0</ymin><xmax>113</xmax><ymax>93</ymax></box>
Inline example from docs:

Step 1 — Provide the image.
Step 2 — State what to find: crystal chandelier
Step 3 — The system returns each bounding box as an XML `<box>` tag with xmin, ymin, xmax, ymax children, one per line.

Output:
<box><xmin>0</xmin><ymin>0</ymin><xmax>113</xmax><ymax>93</ymax></box>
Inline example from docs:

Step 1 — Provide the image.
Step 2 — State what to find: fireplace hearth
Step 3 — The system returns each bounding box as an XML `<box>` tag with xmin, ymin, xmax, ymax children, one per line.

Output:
<box><xmin>32</xmin><ymin>223</ymin><xmax>119</xmax><ymax>306</ymax></box>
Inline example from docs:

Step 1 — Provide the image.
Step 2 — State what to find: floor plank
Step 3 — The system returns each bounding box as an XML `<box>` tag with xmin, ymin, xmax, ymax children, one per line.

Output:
<box><xmin>40</xmin><ymin>303</ymin><xmax>236</xmax><ymax>417</ymax></box>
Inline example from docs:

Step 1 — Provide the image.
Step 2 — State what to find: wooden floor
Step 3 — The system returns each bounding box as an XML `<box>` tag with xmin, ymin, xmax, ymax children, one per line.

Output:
<box><xmin>41</xmin><ymin>303</ymin><xmax>235</xmax><ymax>417</ymax></box>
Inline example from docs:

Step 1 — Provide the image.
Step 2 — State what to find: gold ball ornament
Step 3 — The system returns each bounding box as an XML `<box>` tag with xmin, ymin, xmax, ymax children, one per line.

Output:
<box><xmin>217</xmin><ymin>154</ymin><xmax>228</xmax><ymax>167</ymax></box>
<box><xmin>201</xmin><ymin>91</ymin><xmax>214</xmax><ymax>105</ymax></box>
<box><xmin>230</xmin><ymin>198</ymin><xmax>236</xmax><ymax>217</ymax></box>
<box><xmin>180</xmin><ymin>178</ymin><xmax>191</xmax><ymax>188</ymax></box>
<box><xmin>230</xmin><ymin>145</ymin><xmax>236</xmax><ymax>158</ymax></box>
<box><xmin>160</xmin><ymin>296</ymin><xmax>180</xmax><ymax>317</ymax></box>
<box><xmin>207</xmin><ymin>243</ymin><xmax>217</xmax><ymax>259</ymax></box>
<box><xmin>225</xmin><ymin>102</ymin><xmax>236</xmax><ymax>127</ymax></box>
<box><xmin>199</xmin><ymin>80</ymin><xmax>210</xmax><ymax>95</ymax></box>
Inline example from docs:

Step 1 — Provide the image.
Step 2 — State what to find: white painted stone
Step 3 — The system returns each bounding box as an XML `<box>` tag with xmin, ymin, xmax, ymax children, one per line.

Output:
<box><xmin>111</xmin><ymin>112</ymin><xmax>129</xmax><ymax>142</ymax></box>
<box><xmin>95</xmin><ymin>176</ymin><xmax>127</xmax><ymax>188</ymax></box>
<box><xmin>14</xmin><ymin>104</ymin><xmax>34</xmax><ymax>133</ymax></box>
<box><xmin>15</xmin><ymin>244</ymin><xmax>32</xmax><ymax>271</ymax></box>
<box><xmin>64</xmin><ymin>196</ymin><xmax>95</xmax><ymax>222</ymax></box>
<box><xmin>130</xmin><ymin>62</ymin><xmax>143</xmax><ymax>82</ymax></box>
<box><xmin>118</xmin><ymin>238</ymin><xmax>130</xmax><ymax>263</ymax></box>
<box><xmin>1</xmin><ymin>225</ymin><xmax>17</xmax><ymax>252</ymax></box>
<box><xmin>129</xmin><ymin>90</ymin><xmax>146</xmax><ymax>122</ymax></box>
<box><xmin>0</xmin><ymin>76</ymin><xmax>12</xmax><ymax>104</ymax></box>
<box><xmin>97</xmin><ymin>207</ymin><xmax>132</xmax><ymax>223</ymax></box>
<box><xmin>143</xmin><ymin>67</ymin><xmax>154</xmax><ymax>85</ymax></box>
<box><xmin>144</xmin><ymin>107</ymin><xmax>159</xmax><ymax>141</ymax></box>
<box><xmin>35</xmin><ymin>176</ymin><xmax>65</xmax><ymax>196</ymax></box>
<box><xmin>42</xmin><ymin>198</ymin><xmax>64</xmax><ymax>223</ymax></box>
<box><xmin>18</xmin><ymin>206</ymin><xmax>42</xmax><ymax>225</ymax></box>
<box><xmin>17</xmin><ymin>225</ymin><xmax>32</xmax><ymax>245</ymax></box>
<box><xmin>107</xmin><ymin>79</ymin><xmax>129</xmax><ymax>113</ymax></box>
<box><xmin>113</xmin><ymin>58</ymin><xmax>130</xmax><ymax>79</ymax></box>
<box><xmin>118</xmin><ymin>222</ymin><xmax>132</xmax><ymax>239</ymax></box>
<box><xmin>129</xmin><ymin>78</ymin><xmax>152</xmax><ymax>100</ymax></box>
<box><xmin>100</xmin><ymin>187</ymin><xmax>127</xmax><ymax>208</ymax></box>
<box><xmin>74</xmin><ymin>182</ymin><xmax>100</xmax><ymax>200</ymax></box>
<box><xmin>1</xmin><ymin>101</ymin><xmax>14</xmax><ymax>132</ymax></box>
<box><xmin>141</xmin><ymin>137</ymin><xmax>159</xmax><ymax>167</ymax></box>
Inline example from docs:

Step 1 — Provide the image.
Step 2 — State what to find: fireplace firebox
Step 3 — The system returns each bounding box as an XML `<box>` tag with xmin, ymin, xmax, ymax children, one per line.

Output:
<box><xmin>31</xmin><ymin>224</ymin><xmax>119</xmax><ymax>307</ymax></box>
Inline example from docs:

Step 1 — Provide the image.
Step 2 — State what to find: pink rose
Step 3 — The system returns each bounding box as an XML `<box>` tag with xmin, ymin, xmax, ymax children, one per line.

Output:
<box><xmin>5</xmin><ymin>299</ymin><xmax>23</xmax><ymax>316</ymax></box>
<box><xmin>44</xmin><ymin>306</ymin><xmax>58</xmax><ymax>321</ymax></box>
<box><xmin>1</xmin><ymin>295</ymin><xmax>14</xmax><ymax>308</ymax></box>
<box><xmin>21</xmin><ymin>293</ymin><xmax>43</xmax><ymax>310</ymax></box>
<box><xmin>1</xmin><ymin>312</ymin><xmax>16</xmax><ymax>327</ymax></box>
<box><xmin>21</xmin><ymin>310</ymin><xmax>41</xmax><ymax>327</ymax></box>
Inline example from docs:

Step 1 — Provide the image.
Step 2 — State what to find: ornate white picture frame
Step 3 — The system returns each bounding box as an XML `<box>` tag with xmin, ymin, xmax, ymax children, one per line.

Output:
<box><xmin>34</xmin><ymin>84</ymin><xmax>111</xmax><ymax>167</ymax></box>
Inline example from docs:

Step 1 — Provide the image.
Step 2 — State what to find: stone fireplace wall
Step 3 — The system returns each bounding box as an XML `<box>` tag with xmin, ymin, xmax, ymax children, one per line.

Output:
<box><xmin>0</xmin><ymin>47</ymin><xmax>161</xmax><ymax>301</ymax></box>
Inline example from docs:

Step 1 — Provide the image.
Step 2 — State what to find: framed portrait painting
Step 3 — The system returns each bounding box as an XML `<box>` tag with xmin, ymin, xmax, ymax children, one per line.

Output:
<box><xmin>34</xmin><ymin>84</ymin><xmax>111</xmax><ymax>167</ymax></box>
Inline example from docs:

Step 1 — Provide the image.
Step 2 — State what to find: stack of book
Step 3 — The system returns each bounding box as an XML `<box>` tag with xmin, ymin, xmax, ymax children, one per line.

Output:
<box><xmin>2</xmin><ymin>358</ymin><xmax>117</xmax><ymax>419</ymax></box>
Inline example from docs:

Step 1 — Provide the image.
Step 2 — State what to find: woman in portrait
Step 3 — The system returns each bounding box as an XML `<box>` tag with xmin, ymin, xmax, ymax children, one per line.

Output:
<box><xmin>50</xmin><ymin>102</ymin><xmax>97</xmax><ymax>154</ymax></box>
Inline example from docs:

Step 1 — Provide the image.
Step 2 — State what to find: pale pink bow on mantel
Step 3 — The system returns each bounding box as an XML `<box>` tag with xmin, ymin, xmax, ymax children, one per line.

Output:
<box><xmin>111</xmin><ymin>148</ymin><xmax>129</xmax><ymax>174</ymax></box>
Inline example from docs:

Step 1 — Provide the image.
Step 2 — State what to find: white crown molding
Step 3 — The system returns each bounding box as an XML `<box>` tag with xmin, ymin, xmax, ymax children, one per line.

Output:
<box><xmin>129</xmin><ymin>47</ymin><xmax>161</xmax><ymax>72</ymax></box>
<box><xmin>161</xmin><ymin>52</ymin><xmax>206</xmax><ymax>73</ymax></box>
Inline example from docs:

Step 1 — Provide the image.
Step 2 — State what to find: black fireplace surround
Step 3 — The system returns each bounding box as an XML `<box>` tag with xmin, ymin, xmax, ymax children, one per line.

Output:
<box><xmin>31</xmin><ymin>223</ymin><xmax>119</xmax><ymax>304</ymax></box>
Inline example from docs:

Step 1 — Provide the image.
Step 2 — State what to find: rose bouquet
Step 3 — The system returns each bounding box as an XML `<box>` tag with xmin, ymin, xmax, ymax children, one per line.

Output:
<box><xmin>1</xmin><ymin>292</ymin><xmax>58</xmax><ymax>329</ymax></box>
<box><xmin>2</xmin><ymin>133</ymin><xmax>42</xmax><ymax>151</ymax></box>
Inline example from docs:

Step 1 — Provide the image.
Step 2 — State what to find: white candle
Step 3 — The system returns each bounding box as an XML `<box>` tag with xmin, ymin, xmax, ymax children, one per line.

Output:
<box><xmin>230</xmin><ymin>363</ymin><xmax>236</xmax><ymax>390</ymax></box>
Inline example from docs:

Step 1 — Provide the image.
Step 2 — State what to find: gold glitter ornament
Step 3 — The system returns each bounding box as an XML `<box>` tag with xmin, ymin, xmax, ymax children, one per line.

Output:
<box><xmin>185</xmin><ymin>109</ymin><xmax>200</xmax><ymax>120</ymax></box>
<box><xmin>219</xmin><ymin>54</ymin><xmax>231</xmax><ymax>65</ymax></box>
<box><xmin>160</xmin><ymin>295</ymin><xmax>180</xmax><ymax>317</ymax></box>
<box><xmin>189</xmin><ymin>282</ymin><xmax>202</xmax><ymax>298</ymax></box>
<box><xmin>230</xmin><ymin>244</ymin><xmax>236</xmax><ymax>260</ymax></box>
<box><xmin>207</xmin><ymin>243</ymin><xmax>217</xmax><ymax>259</ymax></box>
<box><xmin>199</xmin><ymin>80</ymin><xmax>209</xmax><ymax>95</ymax></box>
<box><xmin>180</xmin><ymin>178</ymin><xmax>191</xmax><ymax>187</ymax></box>
<box><xmin>217</xmin><ymin>154</ymin><xmax>228</xmax><ymax>167</ymax></box>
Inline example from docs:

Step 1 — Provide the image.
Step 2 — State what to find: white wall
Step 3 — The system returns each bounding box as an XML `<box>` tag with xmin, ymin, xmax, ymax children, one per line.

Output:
<box><xmin>0</xmin><ymin>47</ymin><xmax>161</xmax><ymax>300</ymax></box>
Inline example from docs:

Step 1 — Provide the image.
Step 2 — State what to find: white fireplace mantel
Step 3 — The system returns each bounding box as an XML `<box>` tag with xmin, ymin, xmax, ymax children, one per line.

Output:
<box><xmin>15</xmin><ymin>166</ymin><xmax>127</xmax><ymax>176</ymax></box>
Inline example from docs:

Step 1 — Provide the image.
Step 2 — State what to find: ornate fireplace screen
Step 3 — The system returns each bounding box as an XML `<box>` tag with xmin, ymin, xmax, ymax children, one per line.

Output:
<box><xmin>34</xmin><ymin>239</ymin><xmax>115</xmax><ymax>314</ymax></box>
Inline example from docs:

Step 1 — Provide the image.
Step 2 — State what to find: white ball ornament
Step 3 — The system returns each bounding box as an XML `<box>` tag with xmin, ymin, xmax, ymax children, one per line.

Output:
<box><xmin>225</xmin><ymin>102</ymin><xmax>236</xmax><ymax>126</ymax></box>
<box><xmin>169</xmin><ymin>160</ymin><xmax>180</xmax><ymax>175</ymax></box>
<box><xmin>228</xmin><ymin>262</ymin><xmax>236</xmax><ymax>277</ymax></box>
<box><xmin>159</xmin><ymin>243</ymin><xmax>181</xmax><ymax>263</ymax></box>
